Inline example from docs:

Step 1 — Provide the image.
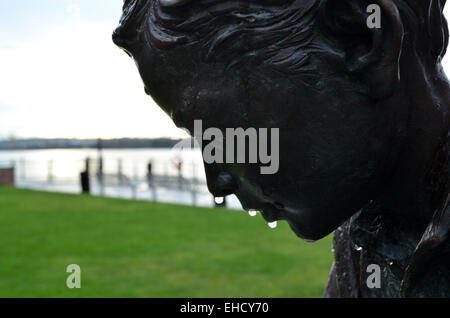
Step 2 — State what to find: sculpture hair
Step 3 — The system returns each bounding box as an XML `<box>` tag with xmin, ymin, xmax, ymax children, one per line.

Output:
<box><xmin>393</xmin><ymin>0</ymin><xmax>448</xmax><ymax>63</ymax></box>
<box><xmin>143</xmin><ymin>0</ymin><xmax>449</xmax><ymax>67</ymax></box>
<box><xmin>148</xmin><ymin>0</ymin><xmax>320</xmax><ymax>72</ymax></box>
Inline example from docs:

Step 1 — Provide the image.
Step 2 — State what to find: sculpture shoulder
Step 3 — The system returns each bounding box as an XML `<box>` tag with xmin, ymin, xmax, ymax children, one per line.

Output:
<box><xmin>402</xmin><ymin>194</ymin><xmax>450</xmax><ymax>297</ymax></box>
<box><xmin>328</xmin><ymin>199</ymin><xmax>450</xmax><ymax>298</ymax></box>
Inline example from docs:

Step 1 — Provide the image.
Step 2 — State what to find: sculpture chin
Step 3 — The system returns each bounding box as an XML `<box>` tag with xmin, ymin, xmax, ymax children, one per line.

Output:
<box><xmin>241</xmin><ymin>196</ymin><xmax>333</xmax><ymax>242</ymax></box>
<box><xmin>283</xmin><ymin>204</ymin><xmax>349</xmax><ymax>242</ymax></box>
<box><xmin>286</xmin><ymin>218</ymin><xmax>331</xmax><ymax>243</ymax></box>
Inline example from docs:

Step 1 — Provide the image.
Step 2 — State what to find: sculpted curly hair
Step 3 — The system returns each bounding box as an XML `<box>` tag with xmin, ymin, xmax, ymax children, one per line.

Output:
<box><xmin>147</xmin><ymin>0</ymin><xmax>448</xmax><ymax>64</ymax></box>
<box><xmin>393</xmin><ymin>0</ymin><xmax>448</xmax><ymax>64</ymax></box>
<box><xmin>116</xmin><ymin>0</ymin><xmax>448</xmax><ymax>75</ymax></box>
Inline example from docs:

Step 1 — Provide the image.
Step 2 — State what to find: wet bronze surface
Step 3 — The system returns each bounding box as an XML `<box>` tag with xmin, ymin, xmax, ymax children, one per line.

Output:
<box><xmin>113</xmin><ymin>0</ymin><xmax>450</xmax><ymax>297</ymax></box>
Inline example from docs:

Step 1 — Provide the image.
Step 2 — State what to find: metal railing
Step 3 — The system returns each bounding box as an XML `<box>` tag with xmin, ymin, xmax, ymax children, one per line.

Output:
<box><xmin>7</xmin><ymin>157</ymin><xmax>222</xmax><ymax>207</ymax></box>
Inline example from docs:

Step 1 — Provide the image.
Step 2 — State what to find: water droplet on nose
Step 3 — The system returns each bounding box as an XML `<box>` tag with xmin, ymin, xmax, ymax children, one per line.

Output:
<box><xmin>268</xmin><ymin>221</ymin><xmax>277</xmax><ymax>229</ymax></box>
<box><xmin>214</xmin><ymin>197</ymin><xmax>224</xmax><ymax>205</ymax></box>
<box><xmin>355</xmin><ymin>245</ymin><xmax>362</xmax><ymax>252</ymax></box>
<box><xmin>248</xmin><ymin>210</ymin><xmax>258</xmax><ymax>217</ymax></box>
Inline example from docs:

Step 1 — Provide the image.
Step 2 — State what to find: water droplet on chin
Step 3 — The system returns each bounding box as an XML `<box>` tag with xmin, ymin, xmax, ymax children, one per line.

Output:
<box><xmin>268</xmin><ymin>221</ymin><xmax>277</xmax><ymax>229</ymax></box>
<box><xmin>214</xmin><ymin>197</ymin><xmax>224</xmax><ymax>205</ymax></box>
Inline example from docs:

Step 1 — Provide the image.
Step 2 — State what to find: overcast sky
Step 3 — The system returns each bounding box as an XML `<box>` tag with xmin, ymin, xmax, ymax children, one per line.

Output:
<box><xmin>1</xmin><ymin>1</ymin><xmax>450</xmax><ymax>139</ymax></box>
<box><xmin>0</xmin><ymin>0</ymin><xmax>189</xmax><ymax>139</ymax></box>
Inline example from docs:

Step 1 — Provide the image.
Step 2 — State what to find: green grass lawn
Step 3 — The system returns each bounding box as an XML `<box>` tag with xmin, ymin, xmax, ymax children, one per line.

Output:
<box><xmin>0</xmin><ymin>187</ymin><xmax>333</xmax><ymax>298</ymax></box>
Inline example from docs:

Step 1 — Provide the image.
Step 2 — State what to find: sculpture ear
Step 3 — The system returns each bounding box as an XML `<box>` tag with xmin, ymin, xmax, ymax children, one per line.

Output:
<box><xmin>321</xmin><ymin>0</ymin><xmax>404</xmax><ymax>99</ymax></box>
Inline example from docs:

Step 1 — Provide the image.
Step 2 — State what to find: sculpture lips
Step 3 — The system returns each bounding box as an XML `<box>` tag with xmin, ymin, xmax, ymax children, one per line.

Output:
<box><xmin>260</xmin><ymin>209</ymin><xmax>279</xmax><ymax>223</ymax></box>
<box><xmin>249</xmin><ymin>202</ymin><xmax>284</xmax><ymax>223</ymax></box>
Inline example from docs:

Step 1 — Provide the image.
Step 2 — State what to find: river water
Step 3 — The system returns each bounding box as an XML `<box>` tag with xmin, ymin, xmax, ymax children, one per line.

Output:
<box><xmin>0</xmin><ymin>148</ymin><xmax>242</xmax><ymax>209</ymax></box>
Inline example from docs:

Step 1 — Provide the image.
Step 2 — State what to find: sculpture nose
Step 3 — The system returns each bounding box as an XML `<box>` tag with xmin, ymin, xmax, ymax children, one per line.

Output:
<box><xmin>112</xmin><ymin>27</ymin><xmax>132</xmax><ymax>50</ymax></box>
<box><xmin>112</xmin><ymin>0</ymin><xmax>143</xmax><ymax>51</ymax></box>
<box><xmin>205</xmin><ymin>166</ymin><xmax>238</xmax><ymax>197</ymax></box>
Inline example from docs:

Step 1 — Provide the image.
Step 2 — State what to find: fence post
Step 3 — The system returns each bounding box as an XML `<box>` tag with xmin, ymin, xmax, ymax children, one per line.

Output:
<box><xmin>47</xmin><ymin>160</ymin><xmax>54</xmax><ymax>183</ymax></box>
<box><xmin>133</xmin><ymin>161</ymin><xmax>138</xmax><ymax>180</ymax></box>
<box><xmin>147</xmin><ymin>161</ymin><xmax>157</xmax><ymax>202</ymax></box>
<box><xmin>131</xmin><ymin>183</ymin><xmax>137</xmax><ymax>200</ymax></box>
<box><xmin>80</xmin><ymin>157</ymin><xmax>90</xmax><ymax>194</ymax></box>
<box><xmin>20</xmin><ymin>159</ymin><xmax>26</xmax><ymax>181</ymax></box>
<box><xmin>97</xmin><ymin>138</ymin><xmax>104</xmax><ymax>196</ymax></box>
<box><xmin>118</xmin><ymin>159</ymin><xmax>124</xmax><ymax>185</ymax></box>
<box><xmin>97</xmin><ymin>157</ymin><xmax>104</xmax><ymax>196</ymax></box>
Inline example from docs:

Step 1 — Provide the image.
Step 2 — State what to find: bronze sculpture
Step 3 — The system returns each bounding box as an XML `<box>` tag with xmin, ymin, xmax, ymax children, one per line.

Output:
<box><xmin>113</xmin><ymin>0</ymin><xmax>450</xmax><ymax>297</ymax></box>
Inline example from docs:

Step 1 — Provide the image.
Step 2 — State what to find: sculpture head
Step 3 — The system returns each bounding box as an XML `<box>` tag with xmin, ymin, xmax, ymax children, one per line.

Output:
<box><xmin>113</xmin><ymin>0</ymin><xmax>448</xmax><ymax>241</ymax></box>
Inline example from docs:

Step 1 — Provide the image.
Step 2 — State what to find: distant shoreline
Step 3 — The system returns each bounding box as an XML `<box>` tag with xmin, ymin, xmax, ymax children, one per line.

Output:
<box><xmin>0</xmin><ymin>146</ymin><xmax>185</xmax><ymax>151</ymax></box>
<box><xmin>0</xmin><ymin>137</ymin><xmax>200</xmax><ymax>151</ymax></box>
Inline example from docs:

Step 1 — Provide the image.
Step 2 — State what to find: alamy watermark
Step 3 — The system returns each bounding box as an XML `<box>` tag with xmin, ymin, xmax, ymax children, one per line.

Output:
<box><xmin>174</xmin><ymin>120</ymin><xmax>280</xmax><ymax>175</ymax></box>
<box><xmin>367</xmin><ymin>4</ymin><xmax>381</xmax><ymax>29</ymax></box>
<box><xmin>366</xmin><ymin>264</ymin><xmax>381</xmax><ymax>289</ymax></box>
<box><xmin>66</xmin><ymin>264</ymin><xmax>81</xmax><ymax>289</ymax></box>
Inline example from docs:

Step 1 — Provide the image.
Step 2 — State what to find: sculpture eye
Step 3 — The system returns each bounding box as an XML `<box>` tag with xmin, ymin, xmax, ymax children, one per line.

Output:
<box><xmin>159</xmin><ymin>0</ymin><xmax>193</xmax><ymax>7</ymax></box>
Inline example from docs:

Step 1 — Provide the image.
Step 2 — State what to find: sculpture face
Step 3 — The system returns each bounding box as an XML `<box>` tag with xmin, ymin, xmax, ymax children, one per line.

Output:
<box><xmin>113</xmin><ymin>0</ymin><xmax>407</xmax><ymax>240</ymax></box>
